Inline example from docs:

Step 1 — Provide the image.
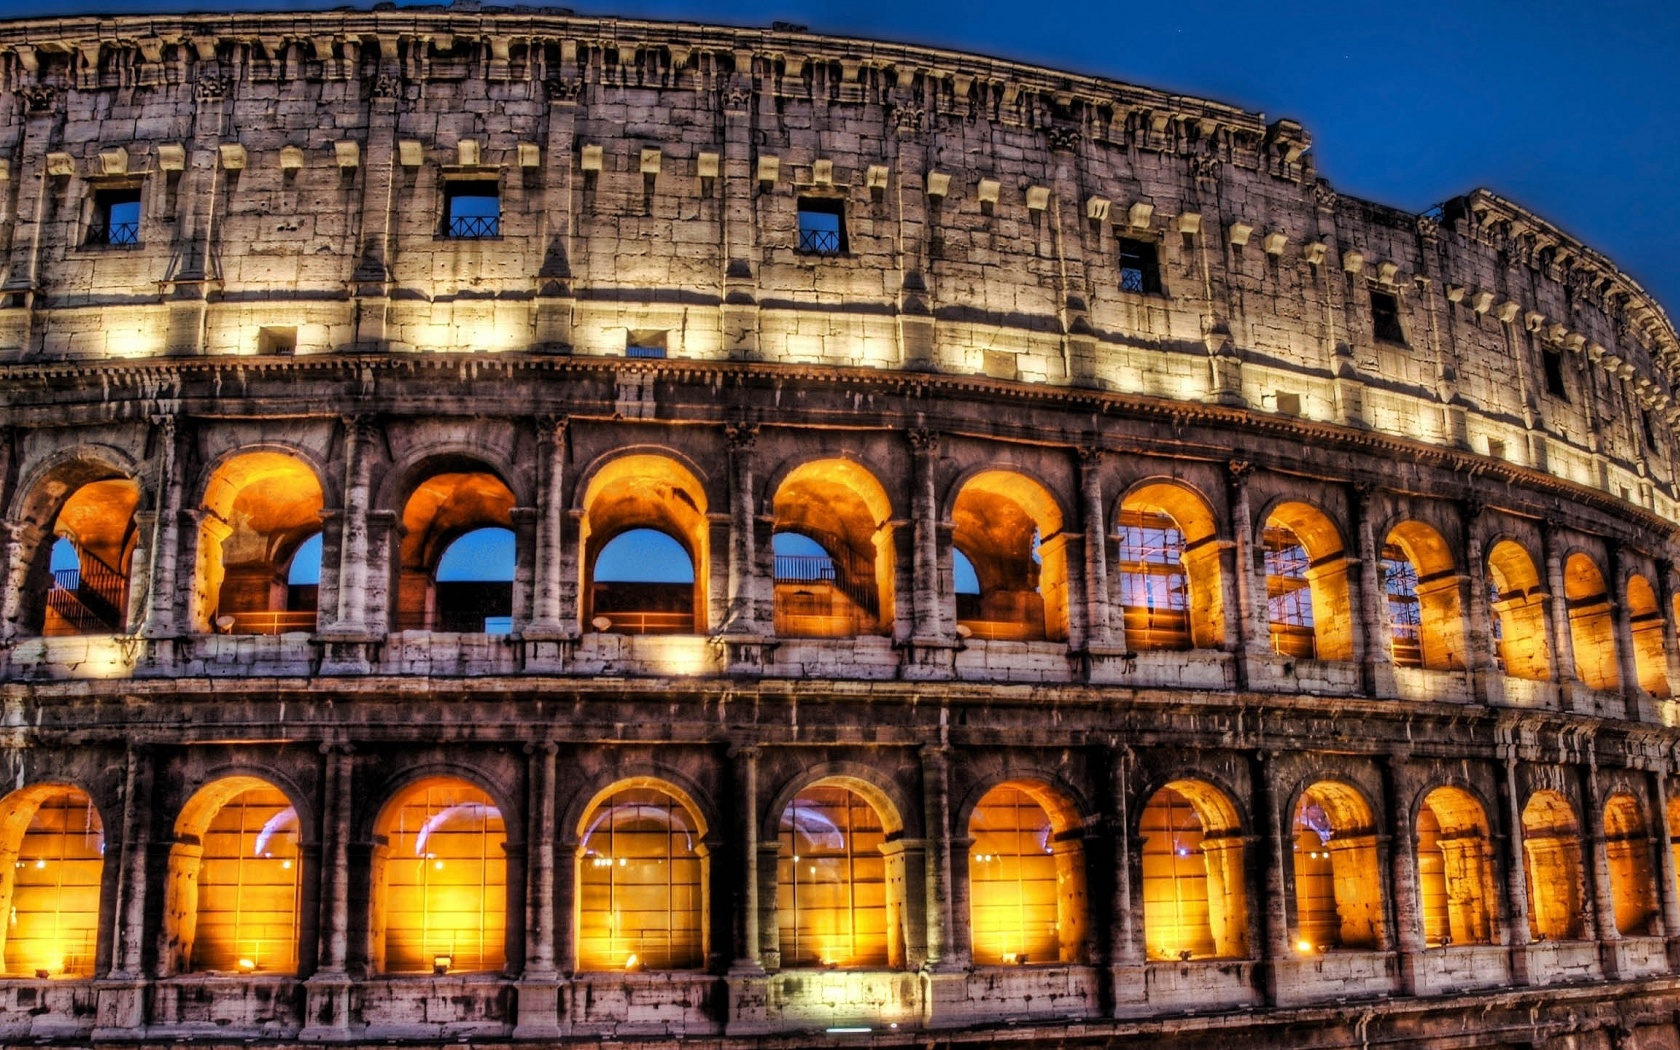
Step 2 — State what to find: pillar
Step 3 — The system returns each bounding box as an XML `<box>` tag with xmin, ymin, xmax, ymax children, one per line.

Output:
<box><xmin>301</xmin><ymin>744</ymin><xmax>354</xmax><ymax>1041</ymax></box>
<box><xmin>0</xmin><ymin>521</ymin><xmax>25</xmax><ymax>643</ymax></box>
<box><xmin>1353</xmin><ymin>484</ymin><xmax>1397</xmax><ymax>697</ymax></box>
<box><xmin>527</xmin><ymin>417</ymin><xmax>569</xmax><ymax>636</ymax></box>
<box><xmin>1650</xmin><ymin>769</ymin><xmax>1680</xmax><ymax>969</ymax></box>
<box><xmin>909</xmin><ymin>428</ymin><xmax>946</xmax><ymax>642</ymax></box>
<box><xmin>721</xmin><ymin>421</ymin><xmax>765</xmax><ymax>635</ymax></box>
<box><xmin>1580</xmin><ymin>759</ymin><xmax>1621</xmax><ymax>977</ymax></box>
<box><xmin>533</xmin><ymin>42</ymin><xmax>579</xmax><ymax>351</ymax></box>
<box><xmin>1463</xmin><ymin>501</ymin><xmax>1501</xmax><ymax>703</ymax></box>
<box><xmin>1541</xmin><ymin>523</ymin><xmax>1578</xmax><ymax>691</ymax></box>
<box><xmin>1500</xmin><ymin>753</ymin><xmax>1534</xmax><ymax>984</ymax></box>
<box><xmin>513</xmin><ymin>741</ymin><xmax>562</xmax><ymax>1039</ymax></box>
<box><xmin>1107</xmin><ymin>745</ymin><xmax>1144</xmax><ymax>1016</ymax></box>
<box><xmin>1657</xmin><ymin>561</ymin><xmax>1680</xmax><ymax>709</ymax></box>
<box><xmin>1226</xmin><ymin>461</ymin><xmax>1266</xmax><ymax>672</ymax></box>
<box><xmin>1251</xmin><ymin>750</ymin><xmax>1291</xmax><ymax>1006</ymax></box>
<box><xmin>920</xmin><ymin>745</ymin><xmax>958</xmax><ymax>969</ymax></box>
<box><xmin>1608</xmin><ymin>542</ymin><xmax>1642</xmax><ymax>710</ymax></box>
<box><xmin>1078</xmin><ymin>447</ymin><xmax>1116</xmax><ymax>651</ymax></box>
<box><xmin>94</xmin><ymin>745</ymin><xmax>154</xmax><ymax>1036</ymax></box>
<box><xmin>329</xmin><ymin>415</ymin><xmax>374</xmax><ymax>634</ymax></box>
<box><xmin>729</xmin><ymin>745</ymin><xmax>763</xmax><ymax>972</ymax></box>
<box><xmin>349</xmin><ymin>37</ymin><xmax>402</xmax><ymax>350</ymax></box>
<box><xmin>1383</xmin><ymin>755</ymin><xmax>1424</xmax><ymax>994</ymax></box>
<box><xmin>138</xmin><ymin>415</ymin><xmax>184</xmax><ymax>639</ymax></box>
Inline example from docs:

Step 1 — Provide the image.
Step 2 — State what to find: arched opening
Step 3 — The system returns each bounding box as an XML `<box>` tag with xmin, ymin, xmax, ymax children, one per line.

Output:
<box><xmin>1291</xmin><ymin>782</ymin><xmax>1382</xmax><ymax>951</ymax></box>
<box><xmin>770</xmin><ymin>460</ymin><xmax>894</xmax><ymax>638</ymax></box>
<box><xmin>1626</xmin><ymin>575</ymin><xmax>1671</xmax><ymax>697</ymax></box>
<box><xmin>1487</xmin><ymin>540</ymin><xmax>1550</xmax><ymax>681</ymax></box>
<box><xmin>580</xmin><ymin>455</ymin><xmax>708</xmax><ymax>635</ymax></box>
<box><xmin>164</xmin><ymin>777</ymin><xmax>301</xmax><ymax>974</ymax></box>
<box><xmin>433</xmin><ymin>527</ymin><xmax>515</xmax><ymax>634</ymax></box>
<box><xmin>37</xmin><ymin>477</ymin><xmax>141</xmax><ymax>636</ymax></box>
<box><xmin>1116</xmin><ymin>484</ymin><xmax>1224</xmax><ymax>651</ymax></box>
<box><xmin>777</xmin><ymin>781</ymin><xmax>901</xmax><ymax>968</ymax></box>
<box><xmin>1521</xmin><ymin>790</ymin><xmax>1584</xmax><ymax>941</ymax></box>
<box><xmin>1415</xmin><ymin>787</ymin><xmax>1493</xmax><ymax>947</ymax></box>
<box><xmin>1604</xmin><ymin>794</ymin><xmax>1658</xmax><ymax>936</ymax></box>
<box><xmin>200</xmin><ymin>452</ymin><xmax>325</xmax><ymax>635</ymax></box>
<box><xmin>1564</xmin><ymin>553</ymin><xmax>1619</xmax><ymax>691</ymax></box>
<box><xmin>951</xmin><ymin>471</ymin><xmax>1067</xmax><ymax>643</ymax></box>
<box><xmin>1139</xmin><ymin>780</ymin><xmax>1247</xmax><ymax>960</ymax></box>
<box><xmin>967</xmin><ymin>781</ymin><xmax>1086</xmax><ymax>965</ymax></box>
<box><xmin>372</xmin><ymin>778</ymin><xmax>506</xmax><ymax>974</ymax></box>
<box><xmin>397</xmin><ymin>469</ymin><xmax>516</xmax><ymax>633</ymax></box>
<box><xmin>576</xmin><ymin>783</ymin><xmax>707</xmax><ymax>971</ymax></box>
<box><xmin>1264</xmin><ymin>503</ymin><xmax>1353</xmax><ymax>662</ymax></box>
<box><xmin>1383</xmin><ymin>522</ymin><xmax>1464</xmax><ymax>671</ymax></box>
<box><xmin>0</xmin><ymin>785</ymin><xmax>104</xmax><ymax>977</ymax></box>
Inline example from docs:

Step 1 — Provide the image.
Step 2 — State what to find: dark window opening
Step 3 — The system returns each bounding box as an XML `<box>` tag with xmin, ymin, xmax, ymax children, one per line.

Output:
<box><xmin>1119</xmin><ymin>237</ymin><xmax>1162</xmax><ymax>294</ymax></box>
<box><xmin>444</xmin><ymin>181</ymin><xmax>501</xmax><ymax>239</ymax></box>
<box><xmin>797</xmin><ymin>197</ymin><xmax>846</xmax><ymax>256</ymax></box>
<box><xmin>1641</xmin><ymin>407</ymin><xmax>1658</xmax><ymax>449</ymax></box>
<box><xmin>259</xmin><ymin>326</ymin><xmax>297</xmax><ymax>356</ymax></box>
<box><xmin>1542</xmin><ymin>347</ymin><xmax>1569</xmax><ymax>401</ymax></box>
<box><xmin>627</xmin><ymin>330</ymin><xmax>667</xmax><ymax>358</ymax></box>
<box><xmin>86</xmin><ymin>187</ymin><xmax>141</xmax><ymax>247</ymax></box>
<box><xmin>1370</xmin><ymin>289</ymin><xmax>1405</xmax><ymax>343</ymax></box>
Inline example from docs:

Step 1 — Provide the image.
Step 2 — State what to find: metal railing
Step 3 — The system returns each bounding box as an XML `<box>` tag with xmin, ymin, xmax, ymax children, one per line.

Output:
<box><xmin>797</xmin><ymin>227</ymin><xmax>840</xmax><ymax>255</ymax></box>
<box><xmin>86</xmin><ymin>220</ymin><xmax>140</xmax><ymax>247</ymax></box>
<box><xmin>590</xmin><ymin>610</ymin><xmax>695</xmax><ymax>635</ymax></box>
<box><xmin>44</xmin><ymin>552</ymin><xmax>127</xmax><ymax>635</ymax></box>
<box><xmin>446</xmin><ymin>214</ymin><xmax>500</xmax><ymax>239</ymax></box>
<box><xmin>957</xmin><ymin>619</ymin><xmax>1044</xmax><ymax>643</ymax></box>
<box><xmin>223</xmin><ymin>610</ymin><xmax>318</xmax><ymax>636</ymax></box>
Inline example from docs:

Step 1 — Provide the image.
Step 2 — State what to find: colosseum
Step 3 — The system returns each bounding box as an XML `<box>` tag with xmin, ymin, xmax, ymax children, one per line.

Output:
<box><xmin>1</xmin><ymin>4</ymin><xmax>1678</xmax><ymax>1049</ymax></box>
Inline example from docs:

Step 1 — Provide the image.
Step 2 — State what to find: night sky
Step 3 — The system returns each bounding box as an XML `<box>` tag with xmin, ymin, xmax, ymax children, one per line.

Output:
<box><xmin>5</xmin><ymin>0</ymin><xmax>1677</xmax><ymax>317</ymax></box>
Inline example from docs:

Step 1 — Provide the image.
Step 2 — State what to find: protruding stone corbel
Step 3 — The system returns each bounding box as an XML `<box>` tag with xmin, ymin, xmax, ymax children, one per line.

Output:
<box><xmin>976</xmin><ymin>178</ymin><xmax>1000</xmax><ymax>206</ymax></box>
<box><xmin>1524</xmin><ymin>311</ymin><xmax>1546</xmax><ymax>333</ymax></box>
<box><xmin>925</xmin><ymin>171</ymin><xmax>951</xmax><ymax>198</ymax></box>
<box><xmin>1127</xmin><ymin>202</ymin><xmax>1154</xmax><ymax>229</ymax></box>
<box><xmin>1472</xmin><ymin>290</ymin><xmax>1494</xmax><ymax>315</ymax></box>
<box><xmin>98</xmin><ymin>146</ymin><xmax>129</xmax><ymax>176</ymax></box>
<box><xmin>1227</xmin><ymin>222</ymin><xmax>1253</xmax><ymax>247</ymax></box>
<box><xmin>280</xmin><ymin>145</ymin><xmax>304</xmax><ymax>171</ymax></box>
<box><xmin>44</xmin><ymin>151</ymin><xmax>72</xmax><ymax>176</ymax></box>
<box><xmin>1085</xmin><ymin>195</ymin><xmax>1109</xmax><ymax>222</ymax></box>
<box><xmin>334</xmin><ymin>140</ymin><xmax>359</xmax><ymax>169</ymax></box>
<box><xmin>1376</xmin><ymin>260</ymin><xmax>1398</xmax><ymax>284</ymax></box>
<box><xmin>580</xmin><ymin>144</ymin><xmax>603</xmax><ymax>172</ymax></box>
<box><xmin>457</xmin><ymin>140</ymin><xmax>481</xmax><ymax>167</ymax></box>
<box><xmin>812</xmin><ymin>158</ymin><xmax>833</xmax><ymax>185</ymax></box>
<box><xmin>1302</xmin><ymin>241</ymin><xmax>1327</xmax><ymax>265</ymax></box>
<box><xmin>1495</xmin><ymin>301</ymin><xmax>1521</xmax><ymax>324</ymax></box>
<box><xmin>1263</xmin><ymin>231</ymin><xmax>1288</xmax><ymax>256</ymax></box>
<box><xmin>697</xmin><ymin>152</ymin><xmax>719</xmax><ymax>179</ymax></box>
<box><xmin>1341</xmin><ymin>250</ymin><xmax>1365</xmax><ymax>274</ymax></box>
<box><xmin>1025</xmin><ymin>186</ymin><xmax>1050</xmax><ymax>211</ymax></box>
<box><xmin>756</xmin><ymin>155</ymin><xmax>779</xmax><ymax>183</ymax></box>
<box><xmin>518</xmin><ymin>143</ymin><xmax>541</xmax><ymax>169</ymax></box>
<box><xmin>639</xmin><ymin>148</ymin><xmax>662</xmax><ymax>174</ymax></box>
<box><xmin>1177</xmin><ymin>212</ymin><xmax>1202</xmax><ymax>235</ymax></box>
<box><xmin>866</xmin><ymin>164</ymin><xmax>889</xmax><ymax>193</ymax></box>
<box><xmin>217</xmin><ymin>143</ymin><xmax>246</xmax><ymax>170</ymax></box>
<box><xmin>398</xmin><ymin>140</ymin><xmax>422</xmax><ymax>168</ymax></box>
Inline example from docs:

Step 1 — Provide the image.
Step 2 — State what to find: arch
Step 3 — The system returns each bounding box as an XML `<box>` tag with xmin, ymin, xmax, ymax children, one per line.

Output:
<box><xmin>164</xmin><ymin>775</ymin><xmax>303</xmax><ymax>974</ymax></box>
<box><xmin>1139</xmin><ymin>779</ymin><xmax>1248</xmax><ymax>960</ymax></box>
<box><xmin>1626</xmin><ymin>575</ymin><xmax>1671</xmax><ymax>697</ymax></box>
<box><xmin>199</xmin><ymin>451</ymin><xmax>325</xmax><ymax>635</ymax></box>
<box><xmin>951</xmin><ymin>470</ymin><xmax>1068</xmax><ymax>643</ymax></box>
<box><xmin>776</xmin><ymin>777</ymin><xmax>903</xmax><ymax>969</ymax></box>
<box><xmin>580</xmin><ymin>454</ymin><xmax>709</xmax><ymax>635</ymax></box>
<box><xmin>967</xmin><ymin>779</ymin><xmax>1086</xmax><ymax>965</ymax></box>
<box><xmin>1116</xmin><ymin>481</ymin><xmax>1224</xmax><ymax>651</ymax></box>
<box><xmin>1604</xmin><ymin>793</ymin><xmax>1659</xmax><ymax>936</ymax></box>
<box><xmin>432</xmin><ymin>526</ymin><xmax>516</xmax><ymax>634</ymax></box>
<box><xmin>1290</xmin><ymin>780</ymin><xmax>1382</xmax><ymax>951</ymax></box>
<box><xmin>1521</xmin><ymin>790</ymin><xmax>1584</xmax><ymax>941</ymax></box>
<box><xmin>0</xmin><ymin>784</ymin><xmax>105</xmax><ymax>977</ymax></box>
<box><xmin>1383</xmin><ymin>521</ymin><xmax>1465</xmax><ymax>671</ymax></box>
<box><xmin>396</xmin><ymin>469</ymin><xmax>516</xmax><ymax>632</ymax></box>
<box><xmin>371</xmin><ymin>777</ymin><xmax>507</xmax><ymax>974</ymax></box>
<box><xmin>1415</xmin><ymin>786</ymin><xmax>1493</xmax><ymax>946</ymax></box>
<box><xmin>1487</xmin><ymin>539</ymin><xmax>1551</xmax><ymax>681</ymax></box>
<box><xmin>7</xmin><ymin>444</ymin><xmax>139</xmax><ymax>525</ymax></box>
<box><xmin>35</xmin><ymin>477</ymin><xmax>142</xmax><ymax>637</ymax></box>
<box><xmin>575</xmin><ymin>780</ymin><xmax>708</xmax><ymax>971</ymax></box>
<box><xmin>1263</xmin><ymin>502</ymin><xmax>1353</xmax><ymax>662</ymax></box>
<box><xmin>771</xmin><ymin>458</ymin><xmax>895</xmax><ymax>638</ymax></box>
<box><xmin>1563</xmin><ymin>552</ymin><xmax>1619</xmax><ymax>691</ymax></box>
<box><xmin>377</xmin><ymin>446</ymin><xmax>523</xmax><ymax>517</ymax></box>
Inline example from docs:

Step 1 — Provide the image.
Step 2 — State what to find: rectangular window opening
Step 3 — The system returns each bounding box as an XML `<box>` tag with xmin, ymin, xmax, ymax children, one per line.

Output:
<box><xmin>444</xmin><ymin>180</ymin><xmax>501</xmax><ymax>239</ymax></box>
<box><xmin>797</xmin><ymin>197</ymin><xmax>846</xmax><ymax>256</ymax></box>
<box><xmin>1641</xmin><ymin>408</ymin><xmax>1658</xmax><ymax>449</ymax></box>
<box><xmin>259</xmin><ymin>326</ymin><xmax>298</xmax><ymax>356</ymax></box>
<box><xmin>626</xmin><ymin>330</ymin><xmax>667</xmax><ymax>358</ymax></box>
<box><xmin>86</xmin><ymin>187</ymin><xmax>141</xmax><ymax>247</ymax></box>
<box><xmin>1370</xmin><ymin>289</ymin><xmax>1405</xmax><ymax>344</ymax></box>
<box><xmin>1486</xmin><ymin>437</ymin><xmax>1506</xmax><ymax>460</ymax></box>
<box><xmin>1118</xmin><ymin>237</ymin><xmax>1162</xmax><ymax>295</ymax></box>
<box><xmin>1274</xmin><ymin>391</ymin><xmax>1302</xmax><ymax>417</ymax></box>
<box><xmin>1542</xmin><ymin>347</ymin><xmax>1569</xmax><ymax>401</ymax></box>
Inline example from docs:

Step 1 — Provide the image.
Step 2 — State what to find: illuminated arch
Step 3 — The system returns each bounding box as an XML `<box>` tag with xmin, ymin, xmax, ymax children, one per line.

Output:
<box><xmin>397</xmin><ymin>465</ymin><xmax>516</xmax><ymax>632</ymax></box>
<box><xmin>1263</xmin><ymin>502</ymin><xmax>1353</xmax><ymax>662</ymax></box>
<box><xmin>1522</xmin><ymin>790</ymin><xmax>1584</xmax><ymax>941</ymax></box>
<box><xmin>164</xmin><ymin>776</ymin><xmax>302</xmax><ymax>974</ymax></box>
<box><xmin>0</xmin><ymin>784</ymin><xmax>105</xmax><ymax>977</ymax></box>
<box><xmin>1626</xmin><ymin>575</ymin><xmax>1671</xmax><ymax>697</ymax></box>
<box><xmin>1415</xmin><ymin>786</ymin><xmax>1493</xmax><ymax>947</ymax></box>
<box><xmin>1382</xmin><ymin>521</ymin><xmax>1464</xmax><ymax>671</ymax></box>
<box><xmin>9</xmin><ymin>451</ymin><xmax>142</xmax><ymax>638</ymax></box>
<box><xmin>575</xmin><ymin>779</ymin><xmax>709</xmax><ymax>971</ymax></box>
<box><xmin>950</xmin><ymin>470</ymin><xmax>1068</xmax><ymax>643</ymax></box>
<box><xmin>580</xmin><ymin>454</ymin><xmax>709</xmax><ymax>635</ymax></box>
<box><xmin>1116</xmin><ymin>481</ymin><xmax>1224</xmax><ymax>651</ymax></box>
<box><xmin>967</xmin><ymin>780</ymin><xmax>1086</xmax><ymax>965</ymax></box>
<box><xmin>776</xmin><ymin>777</ymin><xmax>904</xmax><ymax>969</ymax></box>
<box><xmin>1604</xmin><ymin>794</ymin><xmax>1658</xmax><ymax>936</ymax></box>
<box><xmin>770</xmin><ymin>458</ymin><xmax>895</xmax><ymax>638</ymax></box>
<box><xmin>372</xmin><ymin>777</ymin><xmax>506</xmax><ymax>974</ymax></box>
<box><xmin>199</xmin><ymin>451</ymin><xmax>325</xmax><ymax>635</ymax></box>
<box><xmin>1139</xmin><ymin>779</ymin><xmax>1248</xmax><ymax>960</ymax></box>
<box><xmin>1564</xmin><ymin>552</ymin><xmax>1619</xmax><ymax>691</ymax></box>
<box><xmin>1486</xmin><ymin>539</ymin><xmax>1551</xmax><ymax>681</ymax></box>
<box><xmin>1290</xmin><ymin>780</ymin><xmax>1382</xmax><ymax>950</ymax></box>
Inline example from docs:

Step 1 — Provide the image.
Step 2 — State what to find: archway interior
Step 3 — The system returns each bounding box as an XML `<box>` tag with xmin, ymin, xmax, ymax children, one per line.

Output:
<box><xmin>1487</xmin><ymin>540</ymin><xmax>1550</xmax><ymax>681</ymax></box>
<box><xmin>1416</xmin><ymin>787</ymin><xmax>1492</xmax><ymax>947</ymax></box>
<box><xmin>770</xmin><ymin>460</ymin><xmax>893</xmax><ymax>638</ymax></box>
<box><xmin>1383</xmin><ymin>522</ymin><xmax>1463</xmax><ymax>671</ymax></box>
<box><xmin>42</xmin><ymin>478</ymin><xmax>141</xmax><ymax>636</ymax></box>
<box><xmin>399</xmin><ymin>470</ymin><xmax>515</xmax><ymax>632</ymax></box>
<box><xmin>968</xmin><ymin>781</ymin><xmax>1084</xmax><ymax>965</ymax></box>
<box><xmin>581</xmin><ymin>456</ymin><xmax>707</xmax><ymax>635</ymax></box>
<box><xmin>1140</xmin><ymin>780</ymin><xmax>1246</xmax><ymax>960</ymax></box>
<box><xmin>374</xmin><ymin>778</ymin><xmax>506</xmax><ymax>974</ymax></box>
<box><xmin>1563</xmin><ymin>553</ymin><xmax>1619</xmax><ymax>691</ymax></box>
<box><xmin>0</xmin><ymin>786</ymin><xmax>104</xmax><ymax>977</ymax></box>
<box><xmin>951</xmin><ymin>471</ymin><xmax>1066</xmax><ymax>642</ymax></box>
<box><xmin>203</xmin><ymin>452</ymin><xmax>324</xmax><ymax>634</ymax></box>
<box><xmin>577</xmin><ymin>785</ymin><xmax>705</xmax><ymax>971</ymax></box>
<box><xmin>172</xmin><ymin>779</ymin><xmax>301</xmax><ymax>974</ymax></box>
<box><xmin>777</xmin><ymin>783</ymin><xmax>892</xmax><ymax>968</ymax></box>
<box><xmin>1117</xmin><ymin>484</ymin><xmax>1223</xmax><ymax>651</ymax></box>
<box><xmin>1521</xmin><ymin>790</ymin><xmax>1584</xmax><ymax>941</ymax></box>
<box><xmin>1604</xmin><ymin>794</ymin><xmax>1658</xmax><ymax>936</ymax></box>
<box><xmin>1263</xmin><ymin>503</ymin><xmax>1352</xmax><ymax>661</ymax></box>
<box><xmin>1291</xmin><ymin>782</ymin><xmax>1381</xmax><ymax>951</ymax></box>
<box><xmin>1626</xmin><ymin>575</ymin><xmax>1672</xmax><ymax>697</ymax></box>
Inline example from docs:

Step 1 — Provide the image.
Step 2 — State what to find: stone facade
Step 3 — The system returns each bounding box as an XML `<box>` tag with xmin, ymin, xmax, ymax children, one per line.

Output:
<box><xmin>3</xmin><ymin>5</ymin><xmax>1680</xmax><ymax>1050</ymax></box>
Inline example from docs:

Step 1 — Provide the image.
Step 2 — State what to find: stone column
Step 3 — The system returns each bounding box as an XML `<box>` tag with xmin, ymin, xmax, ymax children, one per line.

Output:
<box><xmin>889</xmin><ymin>96</ymin><xmax>936</xmax><ymax>370</ymax></box>
<box><xmin>1462</xmin><ymin>501</ymin><xmax>1501</xmax><ymax>704</ymax></box>
<box><xmin>0</xmin><ymin>521</ymin><xmax>26</xmax><ymax>643</ymax></box>
<box><xmin>1499</xmin><ymin>752</ymin><xmax>1534</xmax><ymax>984</ymax></box>
<box><xmin>1383</xmin><ymin>755</ymin><xmax>1424</xmax><ymax>994</ymax></box>
<box><xmin>1353</xmin><ymin>484</ymin><xmax>1397</xmax><ymax>698</ymax></box>
<box><xmin>721</xmin><ymin>421</ymin><xmax>764</xmax><ymax>635</ymax></box>
<box><xmin>729</xmin><ymin>745</ymin><xmax>763</xmax><ymax>972</ymax></box>
<box><xmin>527</xmin><ymin>417</ymin><xmax>569</xmax><ymax>635</ymax></box>
<box><xmin>1608</xmin><ymin>542</ymin><xmax>1641</xmax><ymax>708</ymax></box>
<box><xmin>1251</xmin><ymin>750</ymin><xmax>1291</xmax><ymax>1006</ymax></box>
<box><xmin>920</xmin><ymin>745</ymin><xmax>959</xmax><ymax>969</ymax></box>
<box><xmin>908</xmin><ymin>428</ymin><xmax>946</xmax><ymax>642</ymax></box>
<box><xmin>1649</xmin><ymin>768</ymin><xmax>1680</xmax><ymax>968</ymax></box>
<box><xmin>1226</xmin><ymin>460</ymin><xmax>1265</xmax><ymax>671</ymax></box>
<box><xmin>301</xmin><ymin>743</ymin><xmax>355</xmax><ymax>1041</ymax></box>
<box><xmin>533</xmin><ymin>43</ymin><xmax>579</xmax><ymax>350</ymax></box>
<box><xmin>1107</xmin><ymin>745</ymin><xmax>1144</xmax><ymax>1015</ymax></box>
<box><xmin>1580</xmin><ymin>759</ymin><xmax>1622</xmax><ymax>977</ymax></box>
<box><xmin>513</xmin><ymin>741</ymin><xmax>562</xmax><ymax>1040</ymax></box>
<box><xmin>349</xmin><ymin>39</ymin><xmax>402</xmax><ymax>350</ymax></box>
<box><xmin>1541</xmin><ymin>523</ymin><xmax>1578</xmax><ymax>691</ymax></box>
<box><xmin>1656</xmin><ymin>562</ymin><xmax>1680</xmax><ymax>706</ymax></box>
<box><xmin>138</xmin><ymin>415</ymin><xmax>185</xmax><ymax>639</ymax></box>
<box><xmin>94</xmin><ymin>745</ymin><xmax>154</xmax><ymax>1036</ymax></box>
<box><xmin>1045</xmin><ymin>126</ymin><xmax>1097</xmax><ymax>386</ymax></box>
<box><xmin>718</xmin><ymin>61</ymin><xmax>760</xmax><ymax>358</ymax></box>
<box><xmin>1078</xmin><ymin>448</ymin><xmax>1116</xmax><ymax>651</ymax></box>
<box><xmin>330</xmin><ymin>415</ymin><xmax>374</xmax><ymax>633</ymax></box>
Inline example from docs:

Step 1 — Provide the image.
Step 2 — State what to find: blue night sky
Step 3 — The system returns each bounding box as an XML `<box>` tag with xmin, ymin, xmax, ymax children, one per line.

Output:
<box><xmin>8</xmin><ymin>0</ymin><xmax>1678</xmax><ymax>316</ymax></box>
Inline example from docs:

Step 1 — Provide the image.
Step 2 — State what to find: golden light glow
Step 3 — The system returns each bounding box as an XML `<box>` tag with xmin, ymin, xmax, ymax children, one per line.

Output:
<box><xmin>968</xmin><ymin>785</ymin><xmax>1059</xmax><ymax>966</ymax></box>
<box><xmin>2</xmin><ymin>787</ymin><xmax>104</xmax><ymax>978</ymax></box>
<box><xmin>1416</xmin><ymin>787</ymin><xmax>1493</xmax><ymax>948</ymax></box>
<box><xmin>577</xmin><ymin>786</ymin><xmax>705</xmax><ymax>971</ymax></box>
<box><xmin>778</xmin><ymin>785</ymin><xmax>888</xmax><ymax>968</ymax></box>
<box><xmin>187</xmin><ymin>783</ymin><xmax>301</xmax><ymax>973</ymax></box>
<box><xmin>1140</xmin><ymin>781</ymin><xmax>1247</xmax><ymax>961</ymax></box>
<box><xmin>1291</xmin><ymin>782</ymin><xmax>1381</xmax><ymax>951</ymax></box>
<box><xmin>378</xmin><ymin>779</ymin><xmax>506</xmax><ymax>974</ymax></box>
<box><xmin>1522</xmin><ymin>790</ymin><xmax>1585</xmax><ymax>941</ymax></box>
